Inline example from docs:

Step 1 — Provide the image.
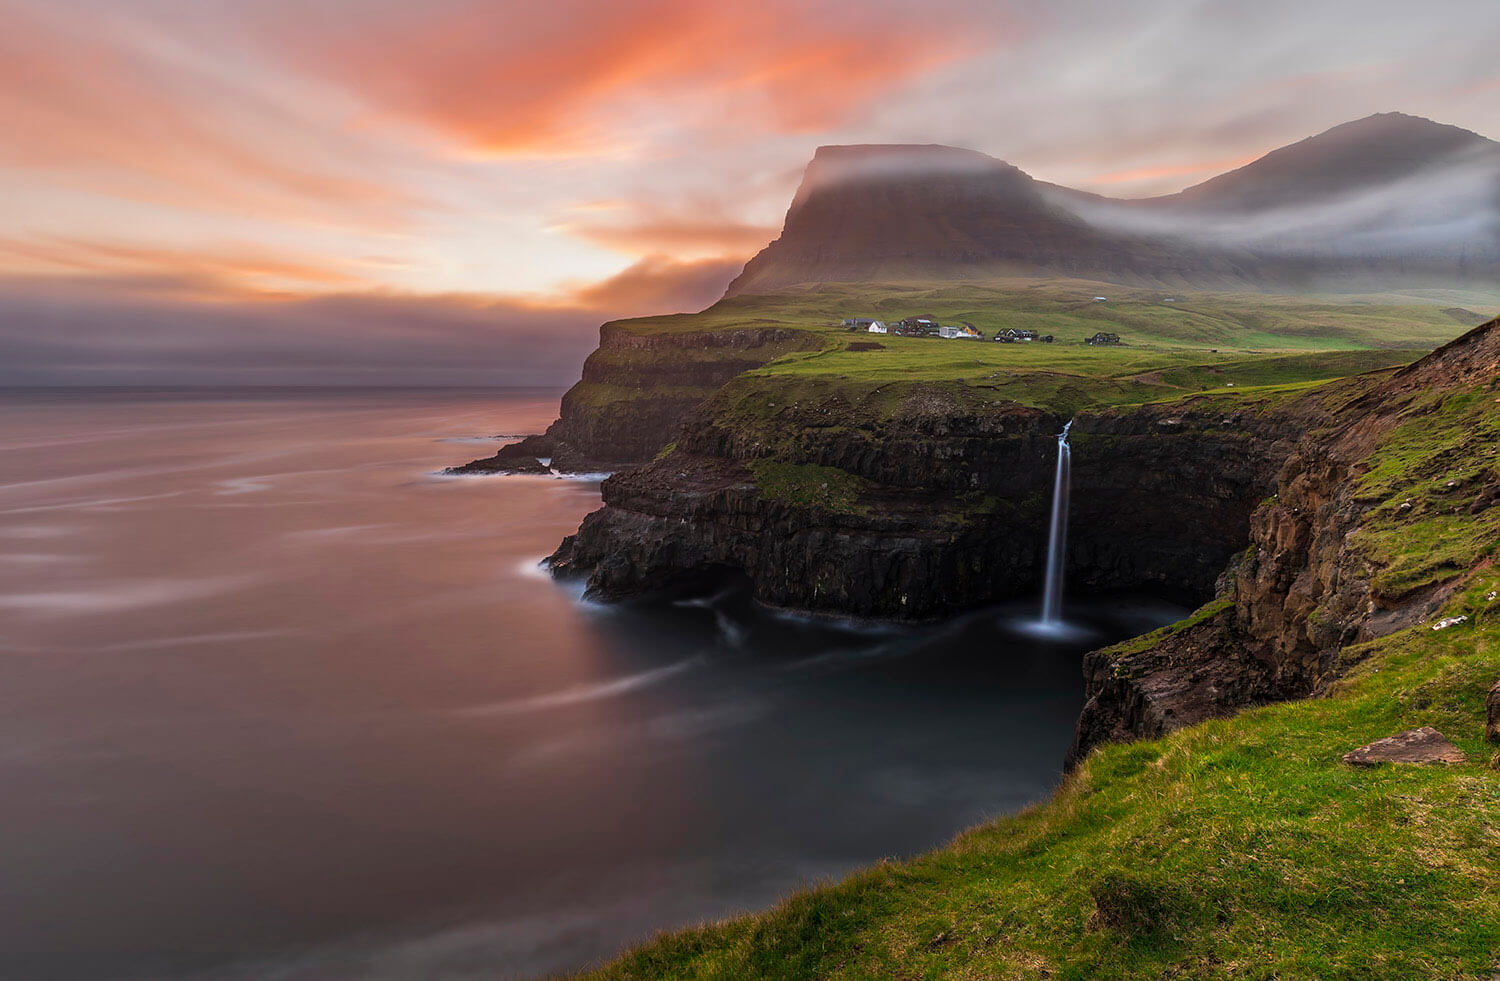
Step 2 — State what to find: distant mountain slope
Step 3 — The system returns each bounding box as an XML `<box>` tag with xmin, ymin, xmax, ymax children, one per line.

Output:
<box><xmin>1152</xmin><ymin>112</ymin><xmax>1496</xmax><ymax>213</ymax></box>
<box><xmin>726</xmin><ymin>114</ymin><xmax>1500</xmax><ymax>297</ymax></box>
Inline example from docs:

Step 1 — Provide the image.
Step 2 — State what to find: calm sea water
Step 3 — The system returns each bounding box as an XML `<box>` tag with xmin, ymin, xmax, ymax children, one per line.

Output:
<box><xmin>0</xmin><ymin>389</ymin><xmax>1183</xmax><ymax>981</ymax></box>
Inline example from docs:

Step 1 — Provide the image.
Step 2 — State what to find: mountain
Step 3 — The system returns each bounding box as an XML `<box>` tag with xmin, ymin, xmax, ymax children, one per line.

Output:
<box><xmin>1149</xmin><ymin>112</ymin><xmax>1496</xmax><ymax>214</ymax></box>
<box><xmin>726</xmin><ymin>145</ymin><xmax>1247</xmax><ymax>295</ymax></box>
<box><xmin>725</xmin><ymin>114</ymin><xmax>1500</xmax><ymax>297</ymax></box>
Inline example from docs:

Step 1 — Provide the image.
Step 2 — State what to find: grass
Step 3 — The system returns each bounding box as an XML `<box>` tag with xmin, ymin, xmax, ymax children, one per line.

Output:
<box><xmin>582</xmin><ymin>280</ymin><xmax>1497</xmax><ymax>421</ymax></box>
<box><xmin>747</xmin><ymin>459</ymin><xmax>873</xmax><ymax>514</ymax></box>
<box><xmin>1350</xmin><ymin>391</ymin><xmax>1500</xmax><ymax>600</ymax></box>
<box><xmin>573</xmin><ymin>381</ymin><xmax>1500</xmax><ymax>980</ymax></box>
<box><xmin>619</xmin><ymin>280</ymin><xmax>1497</xmax><ymax>351</ymax></box>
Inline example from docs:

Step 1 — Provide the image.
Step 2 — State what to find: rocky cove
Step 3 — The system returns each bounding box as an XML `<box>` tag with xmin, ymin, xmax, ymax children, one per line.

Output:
<box><xmin>460</xmin><ymin>315</ymin><xmax>1500</xmax><ymax>765</ymax></box>
<box><xmin>547</xmin><ymin>389</ymin><xmax>1318</xmax><ymax>618</ymax></box>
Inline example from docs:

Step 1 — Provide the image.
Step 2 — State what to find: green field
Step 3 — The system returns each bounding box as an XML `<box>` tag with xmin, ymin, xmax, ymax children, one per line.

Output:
<box><xmin>624</xmin><ymin>279</ymin><xmax>1494</xmax><ymax>348</ymax></box>
<box><xmin>599</xmin><ymin>280</ymin><xmax>1496</xmax><ymax>415</ymax></box>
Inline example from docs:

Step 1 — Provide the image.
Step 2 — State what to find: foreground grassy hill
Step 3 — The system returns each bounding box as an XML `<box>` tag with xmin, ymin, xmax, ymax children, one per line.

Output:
<box><xmin>573</xmin><ymin>329</ymin><xmax>1500</xmax><ymax>979</ymax></box>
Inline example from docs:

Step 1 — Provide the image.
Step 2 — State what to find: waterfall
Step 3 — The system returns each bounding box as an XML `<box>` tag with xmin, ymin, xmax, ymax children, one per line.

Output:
<box><xmin>1040</xmin><ymin>420</ymin><xmax>1073</xmax><ymax>625</ymax></box>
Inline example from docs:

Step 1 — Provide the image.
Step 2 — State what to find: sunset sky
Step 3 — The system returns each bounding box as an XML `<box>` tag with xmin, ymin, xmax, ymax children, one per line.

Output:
<box><xmin>5</xmin><ymin>0</ymin><xmax>1499</xmax><ymax>384</ymax></box>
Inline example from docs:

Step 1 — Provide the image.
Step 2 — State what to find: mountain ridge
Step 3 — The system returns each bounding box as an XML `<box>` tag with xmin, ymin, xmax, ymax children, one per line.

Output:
<box><xmin>726</xmin><ymin>113</ymin><xmax>1500</xmax><ymax>297</ymax></box>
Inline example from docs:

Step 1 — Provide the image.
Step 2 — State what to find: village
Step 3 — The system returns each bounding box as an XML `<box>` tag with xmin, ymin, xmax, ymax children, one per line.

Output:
<box><xmin>841</xmin><ymin>316</ymin><xmax>1122</xmax><ymax>346</ymax></box>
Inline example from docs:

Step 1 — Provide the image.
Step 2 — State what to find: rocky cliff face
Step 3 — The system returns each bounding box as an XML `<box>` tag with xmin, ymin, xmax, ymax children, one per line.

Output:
<box><xmin>450</xmin><ymin>321</ymin><xmax>825</xmax><ymax>473</ymax></box>
<box><xmin>550</xmin><ymin>379</ymin><xmax>1327</xmax><ymax>619</ymax></box>
<box><xmin>1069</xmin><ymin>317</ymin><xmax>1500</xmax><ymax>766</ymax></box>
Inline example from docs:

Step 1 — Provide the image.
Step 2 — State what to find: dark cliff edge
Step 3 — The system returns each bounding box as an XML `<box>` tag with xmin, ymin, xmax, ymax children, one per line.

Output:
<box><xmin>547</xmin><ymin>317</ymin><xmax>1498</xmax><ymax>769</ymax></box>
<box><xmin>447</xmin><ymin>321</ymin><xmax>826</xmax><ymax>474</ymax></box>
<box><xmin>1069</xmin><ymin>316</ymin><xmax>1500</xmax><ymax>766</ymax></box>
<box><xmin>548</xmin><ymin>378</ymin><xmax>1331</xmax><ymax>620</ymax></box>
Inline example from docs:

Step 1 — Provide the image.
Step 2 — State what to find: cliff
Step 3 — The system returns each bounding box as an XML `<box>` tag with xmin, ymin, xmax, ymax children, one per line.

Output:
<box><xmin>1070</xmin><ymin>316</ymin><xmax>1500</xmax><ymax>764</ymax></box>
<box><xmin>448</xmin><ymin>318</ymin><xmax>827</xmax><ymax>473</ymax></box>
<box><xmin>564</xmin><ymin>321</ymin><xmax>1500</xmax><ymax>981</ymax></box>
<box><xmin>550</xmin><ymin>375</ymin><xmax>1329</xmax><ymax>619</ymax></box>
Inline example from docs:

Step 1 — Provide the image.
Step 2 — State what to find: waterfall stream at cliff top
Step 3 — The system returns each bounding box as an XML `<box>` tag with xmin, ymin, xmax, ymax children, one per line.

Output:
<box><xmin>1041</xmin><ymin>420</ymin><xmax>1073</xmax><ymax>625</ymax></box>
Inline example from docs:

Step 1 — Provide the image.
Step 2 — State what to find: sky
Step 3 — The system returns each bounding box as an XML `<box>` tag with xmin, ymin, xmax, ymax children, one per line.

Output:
<box><xmin>4</xmin><ymin>0</ymin><xmax>1499</xmax><ymax>385</ymax></box>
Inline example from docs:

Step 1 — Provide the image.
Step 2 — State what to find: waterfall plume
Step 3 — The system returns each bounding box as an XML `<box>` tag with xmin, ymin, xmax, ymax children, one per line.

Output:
<box><xmin>1041</xmin><ymin>421</ymin><xmax>1073</xmax><ymax>625</ymax></box>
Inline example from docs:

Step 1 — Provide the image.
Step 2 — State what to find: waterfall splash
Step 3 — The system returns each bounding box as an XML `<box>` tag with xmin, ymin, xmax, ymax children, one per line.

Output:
<box><xmin>1040</xmin><ymin>420</ymin><xmax>1073</xmax><ymax>625</ymax></box>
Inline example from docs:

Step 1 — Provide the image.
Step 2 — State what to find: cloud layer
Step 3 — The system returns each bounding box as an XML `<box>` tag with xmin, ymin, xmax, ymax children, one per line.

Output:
<box><xmin>3</xmin><ymin>0</ymin><xmax>1499</xmax><ymax>384</ymax></box>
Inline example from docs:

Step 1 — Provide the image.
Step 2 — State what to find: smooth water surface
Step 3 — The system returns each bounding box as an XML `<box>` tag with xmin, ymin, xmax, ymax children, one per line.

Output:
<box><xmin>0</xmin><ymin>390</ymin><xmax>1182</xmax><ymax>980</ymax></box>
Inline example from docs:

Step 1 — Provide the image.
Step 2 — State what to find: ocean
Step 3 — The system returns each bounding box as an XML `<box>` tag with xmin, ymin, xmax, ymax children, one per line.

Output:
<box><xmin>0</xmin><ymin>389</ymin><xmax>1182</xmax><ymax>980</ymax></box>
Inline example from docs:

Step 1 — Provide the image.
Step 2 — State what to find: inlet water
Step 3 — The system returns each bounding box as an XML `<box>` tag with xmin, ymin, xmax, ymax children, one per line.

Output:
<box><xmin>1041</xmin><ymin>420</ymin><xmax>1073</xmax><ymax>624</ymax></box>
<box><xmin>0</xmin><ymin>391</ymin><xmax>1183</xmax><ymax>981</ymax></box>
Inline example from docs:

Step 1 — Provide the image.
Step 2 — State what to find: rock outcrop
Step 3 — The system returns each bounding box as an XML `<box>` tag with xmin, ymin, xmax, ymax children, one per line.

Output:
<box><xmin>1069</xmin><ymin>317</ymin><xmax>1500</xmax><ymax>766</ymax></box>
<box><xmin>551</xmin><ymin>379</ymin><xmax>1325</xmax><ymax>619</ymax></box>
<box><xmin>453</xmin><ymin>322</ymin><xmax>826</xmax><ymax>472</ymax></box>
<box><xmin>1342</xmin><ymin>727</ymin><xmax>1467</xmax><ymax>766</ymax></box>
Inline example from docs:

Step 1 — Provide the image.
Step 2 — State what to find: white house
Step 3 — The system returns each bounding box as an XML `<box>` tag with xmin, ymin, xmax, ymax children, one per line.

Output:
<box><xmin>867</xmin><ymin>321</ymin><xmax>888</xmax><ymax>334</ymax></box>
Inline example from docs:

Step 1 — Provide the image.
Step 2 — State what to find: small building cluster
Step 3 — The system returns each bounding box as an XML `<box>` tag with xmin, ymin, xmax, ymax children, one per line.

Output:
<box><xmin>993</xmin><ymin>328</ymin><xmax>1053</xmax><ymax>344</ymax></box>
<box><xmin>843</xmin><ymin>316</ymin><xmax>1056</xmax><ymax>343</ymax></box>
<box><xmin>842</xmin><ymin>317</ymin><xmax>1119</xmax><ymax>346</ymax></box>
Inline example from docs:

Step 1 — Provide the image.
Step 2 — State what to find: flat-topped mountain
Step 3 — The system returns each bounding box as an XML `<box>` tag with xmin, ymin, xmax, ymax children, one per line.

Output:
<box><xmin>726</xmin><ymin>113</ymin><xmax>1500</xmax><ymax>296</ymax></box>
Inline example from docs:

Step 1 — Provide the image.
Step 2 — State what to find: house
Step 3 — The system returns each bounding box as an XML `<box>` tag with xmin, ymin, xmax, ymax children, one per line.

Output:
<box><xmin>993</xmin><ymin>328</ymin><xmax>1042</xmax><ymax>343</ymax></box>
<box><xmin>1093</xmin><ymin>296</ymin><xmax>1108</xmax><ymax>302</ymax></box>
<box><xmin>937</xmin><ymin>325</ymin><xmax>964</xmax><ymax>339</ymax></box>
<box><xmin>866</xmin><ymin>321</ymin><xmax>889</xmax><ymax>334</ymax></box>
<box><xmin>842</xmin><ymin>318</ymin><xmax>876</xmax><ymax>330</ymax></box>
<box><xmin>1087</xmin><ymin>331</ymin><xmax>1122</xmax><ymax>346</ymax></box>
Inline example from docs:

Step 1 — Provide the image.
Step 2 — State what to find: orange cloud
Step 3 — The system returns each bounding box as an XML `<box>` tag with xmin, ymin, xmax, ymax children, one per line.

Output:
<box><xmin>555</xmin><ymin>213</ymin><xmax>776</xmax><ymax>257</ymax></box>
<box><xmin>0</xmin><ymin>237</ymin><xmax>369</xmax><ymax>299</ymax></box>
<box><xmin>260</xmin><ymin>0</ymin><xmax>992</xmax><ymax>156</ymax></box>
<box><xmin>0</xmin><ymin>1</ymin><xmax>421</xmax><ymax>229</ymax></box>
<box><xmin>569</xmin><ymin>254</ymin><xmax>744</xmax><ymax>314</ymax></box>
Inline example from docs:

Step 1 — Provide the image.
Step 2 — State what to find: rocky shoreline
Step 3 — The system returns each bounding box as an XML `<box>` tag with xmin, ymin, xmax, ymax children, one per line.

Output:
<box><xmin>456</xmin><ymin>308</ymin><xmax>1498</xmax><ymax>768</ymax></box>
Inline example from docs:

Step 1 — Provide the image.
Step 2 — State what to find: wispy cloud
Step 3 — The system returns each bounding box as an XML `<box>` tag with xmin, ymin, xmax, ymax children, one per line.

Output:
<box><xmin>568</xmin><ymin>255</ymin><xmax>745</xmax><ymax>315</ymax></box>
<box><xmin>0</xmin><ymin>0</ymin><xmax>424</xmax><ymax>230</ymax></box>
<box><xmin>254</xmin><ymin>0</ymin><xmax>996</xmax><ymax>157</ymax></box>
<box><xmin>3</xmin><ymin>0</ymin><xmax>1499</xmax><ymax>383</ymax></box>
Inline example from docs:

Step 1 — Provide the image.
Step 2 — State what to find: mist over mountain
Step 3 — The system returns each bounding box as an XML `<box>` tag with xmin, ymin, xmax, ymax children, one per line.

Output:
<box><xmin>726</xmin><ymin>113</ymin><xmax>1500</xmax><ymax>296</ymax></box>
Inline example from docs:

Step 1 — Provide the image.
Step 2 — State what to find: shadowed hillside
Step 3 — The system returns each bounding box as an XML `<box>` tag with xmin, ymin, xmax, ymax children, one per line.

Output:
<box><xmin>728</xmin><ymin>114</ymin><xmax>1500</xmax><ymax>296</ymax></box>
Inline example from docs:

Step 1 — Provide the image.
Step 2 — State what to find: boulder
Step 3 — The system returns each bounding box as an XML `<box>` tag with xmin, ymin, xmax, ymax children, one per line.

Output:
<box><xmin>1342</xmin><ymin>727</ymin><xmax>1467</xmax><ymax>766</ymax></box>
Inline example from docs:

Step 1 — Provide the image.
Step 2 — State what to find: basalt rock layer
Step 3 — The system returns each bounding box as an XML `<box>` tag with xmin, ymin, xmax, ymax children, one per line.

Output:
<box><xmin>454</xmin><ymin>321</ymin><xmax>826</xmax><ymax>473</ymax></box>
<box><xmin>549</xmin><ymin>379</ymin><xmax>1328</xmax><ymax>620</ymax></box>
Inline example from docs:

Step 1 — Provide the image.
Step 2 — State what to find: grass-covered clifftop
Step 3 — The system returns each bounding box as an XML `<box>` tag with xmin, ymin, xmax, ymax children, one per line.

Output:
<box><xmin>572</xmin><ymin>329</ymin><xmax>1500</xmax><ymax>980</ymax></box>
<box><xmin>534</xmin><ymin>279</ymin><xmax>1495</xmax><ymax>470</ymax></box>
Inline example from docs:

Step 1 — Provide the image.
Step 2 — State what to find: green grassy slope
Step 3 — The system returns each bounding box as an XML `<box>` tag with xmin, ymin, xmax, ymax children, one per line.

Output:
<box><xmin>596</xmin><ymin>280</ymin><xmax>1495</xmax><ymax>417</ymax></box>
<box><xmin>578</xmin><ymin>386</ymin><xmax>1500</xmax><ymax>980</ymax></box>
<box><xmin>639</xmin><ymin>279</ymin><xmax>1493</xmax><ymax>348</ymax></box>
